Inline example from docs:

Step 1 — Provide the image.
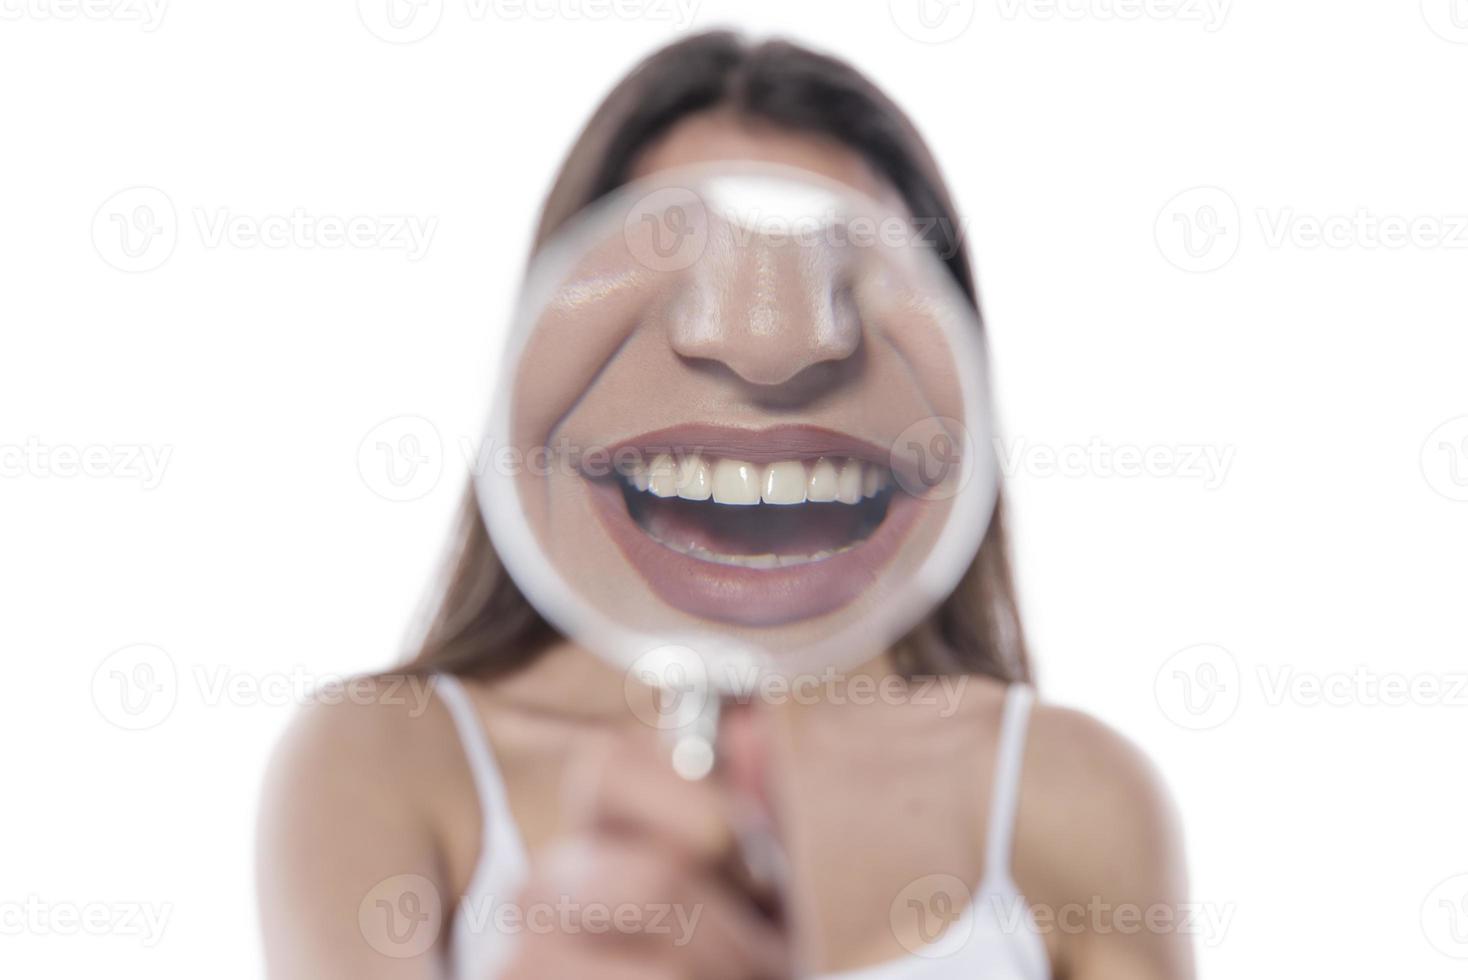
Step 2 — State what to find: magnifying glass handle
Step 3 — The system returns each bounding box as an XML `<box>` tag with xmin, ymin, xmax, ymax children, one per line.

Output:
<box><xmin>667</xmin><ymin>682</ymin><xmax>722</xmax><ymax>782</ymax></box>
<box><xmin>665</xmin><ymin>688</ymin><xmax>789</xmax><ymax>924</ymax></box>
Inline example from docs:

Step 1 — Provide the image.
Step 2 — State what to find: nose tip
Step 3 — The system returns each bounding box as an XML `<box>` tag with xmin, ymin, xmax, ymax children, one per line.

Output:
<box><xmin>666</xmin><ymin>235</ymin><xmax>862</xmax><ymax>387</ymax></box>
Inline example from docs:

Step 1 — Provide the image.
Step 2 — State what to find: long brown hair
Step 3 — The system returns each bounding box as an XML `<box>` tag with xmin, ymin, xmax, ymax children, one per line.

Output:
<box><xmin>407</xmin><ymin>32</ymin><xmax>1031</xmax><ymax>685</ymax></box>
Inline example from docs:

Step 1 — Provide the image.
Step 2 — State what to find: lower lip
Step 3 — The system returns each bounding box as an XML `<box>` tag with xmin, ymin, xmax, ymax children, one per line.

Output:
<box><xmin>584</xmin><ymin>478</ymin><xmax>921</xmax><ymax>627</ymax></box>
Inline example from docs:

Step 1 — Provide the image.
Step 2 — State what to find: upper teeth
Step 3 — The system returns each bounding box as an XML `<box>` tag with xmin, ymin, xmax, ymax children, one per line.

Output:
<box><xmin>630</xmin><ymin>453</ymin><xmax>888</xmax><ymax>505</ymax></box>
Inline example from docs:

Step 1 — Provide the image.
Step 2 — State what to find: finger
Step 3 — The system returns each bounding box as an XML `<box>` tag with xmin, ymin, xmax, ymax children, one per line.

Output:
<box><xmin>532</xmin><ymin>836</ymin><xmax>791</xmax><ymax>980</ymax></box>
<box><xmin>720</xmin><ymin>701</ymin><xmax>772</xmax><ymax>814</ymax></box>
<box><xmin>675</xmin><ymin>866</ymin><xmax>793</xmax><ymax>980</ymax></box>
<box><xmin>566</xmin><ymin>732</ymin><xmax>739</xmax><ymax>867</ymax></box>
<box><xmin>501</xmin><ymin>937</ymin><xmax>680</xmax><ymax>980</ymax></box>
<box><xmin>574</xmin><ymin>716</ymin><xmax>787</xmax><ymax>926</ymax></box>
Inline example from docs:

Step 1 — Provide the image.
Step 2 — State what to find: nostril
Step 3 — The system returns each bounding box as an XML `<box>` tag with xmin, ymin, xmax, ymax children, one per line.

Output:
<box><xmin>675</xmin><ymin>342</ymin><xmax>863</xmax><ymax>392</ymax></box>
<box><xmin>818</xmin><ymin>282</ymin><xmax>862</xmax><ymax>353</ymax></box>
<box><xmin>669</xmin><ymin>321</ymin><xmax>863</xmax><ymax>387</ymax></box>
<box><xmin>662</xmin><ymin>248</ymin><xmax>865</xmax><ymax>387</ymax></box>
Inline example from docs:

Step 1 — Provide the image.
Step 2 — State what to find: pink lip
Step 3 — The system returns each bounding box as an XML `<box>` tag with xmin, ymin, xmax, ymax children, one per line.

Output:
<box><xmin>584</xmin><ymin>424</ymin><xmax>921</xmax><ymax>627</ymax></box>
<box><xmin>594</xmin><ymin>423</ymin><xmax>924</xmax><ymax>488</ymax></box>
<box><xmin>605</xmin><ymin>423</ymin><xmax>889</xmax><ymax>463</ymax></box>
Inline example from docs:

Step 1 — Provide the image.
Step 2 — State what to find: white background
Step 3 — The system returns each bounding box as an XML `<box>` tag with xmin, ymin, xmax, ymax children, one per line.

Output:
<box><xmin>3</xmin><ymin>1</ymin><xmax>1467</xmax><ymax>977</ymax></box>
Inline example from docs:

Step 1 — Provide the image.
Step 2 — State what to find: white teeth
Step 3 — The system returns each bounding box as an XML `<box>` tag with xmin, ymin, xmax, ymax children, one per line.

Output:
<box><xmin>761</xmin><ymin>461</ymin><xmax>807</xmax><ymax>505</ymax></box>
<box><xmin>711</xmin><ymin>458</ymin><xmax>761</xmax><ymax>505</ymax></box>
<box><xmin>806</xmin><ymin>458</ymin><xmax>838</xmax><ymax>502</ymax></box>
<box><xmin>836</xmin><ymin>458</ymin><xmax>864</xmax><ymax>504</ymax></box>
<box><xmin>624</xmin><ymin>452</ymin><xmax>889</xmax><ymax>507</ymax></box>
<box><xmin>676</xmin><ymin>454</ymin><xmax>712</xmax><ymax>501</ymax></box>
<box><xmin>648</xmin><ymin>453</ymin><xmax>679</xmax><ymax>497</ymax></box>
<box><xmin>629</xmin><ymin>458</ymin><xmax>650</xmax><ymax>491</ymax></box>
<box><xmin>653</xmin><ymin>536</ymin><xmax>861</xmax><ymax>568</ymax></box>
<box><xmin>862</xmin><ymin>465</ymin><xmax>884</xmax><ymax>498</ymax></box>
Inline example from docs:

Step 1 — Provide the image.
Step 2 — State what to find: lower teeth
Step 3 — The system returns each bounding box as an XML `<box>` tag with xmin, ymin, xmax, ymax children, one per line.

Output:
<box><xmin>653</xmin><ymin>535</ymin><xmax>858</xmax><ymax>568</ymax></box>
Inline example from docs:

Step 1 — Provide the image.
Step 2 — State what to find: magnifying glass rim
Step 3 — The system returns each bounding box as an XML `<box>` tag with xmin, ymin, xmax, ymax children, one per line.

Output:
<box><xmin>476</xmin><ymin>161</ymin><xmax>999</xmax><ymax>686</ymax></box>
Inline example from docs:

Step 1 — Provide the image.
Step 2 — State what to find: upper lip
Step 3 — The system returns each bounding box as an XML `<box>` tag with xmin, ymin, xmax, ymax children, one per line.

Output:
<box><xmin>592</xmin><ymin>423</ymin><xmax>897</xmax><ymax>471</ymax></box>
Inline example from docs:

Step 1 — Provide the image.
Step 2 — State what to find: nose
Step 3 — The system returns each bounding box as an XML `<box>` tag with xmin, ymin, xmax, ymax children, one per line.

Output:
<box><xmin>665</xmin><ymin>228</ymin><xmax>862</xmax><ymax>387</ymax></box>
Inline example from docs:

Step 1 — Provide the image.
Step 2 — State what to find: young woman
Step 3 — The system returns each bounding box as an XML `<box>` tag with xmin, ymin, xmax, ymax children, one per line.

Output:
<box><xmin>258</xmin><ymin>32</ymin><xmax>1192</xmax><ymax>980</ymax></box>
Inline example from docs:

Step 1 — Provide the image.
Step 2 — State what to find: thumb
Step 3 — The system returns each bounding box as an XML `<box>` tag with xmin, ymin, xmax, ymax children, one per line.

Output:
<box><xmin>720</xmin><ymin>699</ymin><xmax>773</xmax><ymax>816</ymax></box>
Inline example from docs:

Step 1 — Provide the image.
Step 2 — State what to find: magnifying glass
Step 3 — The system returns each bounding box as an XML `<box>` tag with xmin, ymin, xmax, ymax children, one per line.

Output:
<box><xmin>474</xmin><ymin>159</ymin><xmax>997</xmax><ymax>915</ymax></box>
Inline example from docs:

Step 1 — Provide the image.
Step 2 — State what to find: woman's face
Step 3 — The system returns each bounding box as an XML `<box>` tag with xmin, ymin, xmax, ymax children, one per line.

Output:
<box><xmin>501</xmin><ymin>112</ymin><xmax>981</xmax><ymax>664</ymax></box>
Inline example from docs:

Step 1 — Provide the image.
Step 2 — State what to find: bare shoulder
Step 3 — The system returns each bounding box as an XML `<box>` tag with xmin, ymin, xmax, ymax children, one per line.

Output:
<box><xmin>1020</xmin><ymin>702</ymin><xmax>1184</xmax><ymax>857</ymax></box>
<box><xmin>1013</xmin><ymin>701</ymin><xmax>1195</xmax><ymax>980</ymax></box>
<box><xmin>260</xmin><ymin>673</ymin><xmax>457</xmax><ymax>813</ymax></box>
<box><xmin>256</xmin><ymin>674</ymin><xmax>469</xmax><ymax>978</ymax></box>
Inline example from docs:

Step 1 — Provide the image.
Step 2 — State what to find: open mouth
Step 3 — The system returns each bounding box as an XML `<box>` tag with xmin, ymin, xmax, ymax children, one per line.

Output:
<box><xmin>619</xmin><ymin>454</ymin><xmax>894</xmax><ymax>568</ymax></box>
<box><xmin>581</xmin><ymin>425</ymin><xmax>919</xmax><ymax>627</ymax></box>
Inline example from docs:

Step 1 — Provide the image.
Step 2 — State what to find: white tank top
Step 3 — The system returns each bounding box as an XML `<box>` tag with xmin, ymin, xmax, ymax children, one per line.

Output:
<box><xmin>433</xmin><ymin>675</ymin><xmax>1050</xmax><ymax>980</ymax></box>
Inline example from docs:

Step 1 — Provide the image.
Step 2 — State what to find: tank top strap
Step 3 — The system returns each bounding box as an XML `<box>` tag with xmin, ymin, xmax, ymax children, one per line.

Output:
<box><xmin>433</xmin><ymin>673</ymin><xmax>528</xmax><ymax>867</ymax></box>
<box><xmin>982</xmin><ymin>684</ymin><xmax>1035</xmax><ymax>886</ymax></box>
